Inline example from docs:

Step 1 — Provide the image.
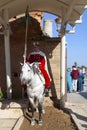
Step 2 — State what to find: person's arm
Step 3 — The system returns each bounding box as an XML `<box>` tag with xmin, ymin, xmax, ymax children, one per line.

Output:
<box><xmin>39</xmin><ymin>53</ymin><xmax>51</xmax><ymax>81</ymax></box>
<box><xmin>39</xmin><ymin>55</ymin><xmax>45</xmax><ymax>68</ymax></box>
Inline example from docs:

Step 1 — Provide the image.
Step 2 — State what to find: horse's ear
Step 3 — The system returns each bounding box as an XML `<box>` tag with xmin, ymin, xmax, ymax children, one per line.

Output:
<box><xmin>20</xmin><ymin>62</ymin><xmax>23</xmax><ymax>66</ymax></box>
<box><xmin>30</xmin><ymin>63</ymin><xmax>33</xmax><ymax>67</ymax></box>
<box><xmin>28</xmin><ymin>63</ymin><xmax>32</xmax><ymax>68</ymax></box>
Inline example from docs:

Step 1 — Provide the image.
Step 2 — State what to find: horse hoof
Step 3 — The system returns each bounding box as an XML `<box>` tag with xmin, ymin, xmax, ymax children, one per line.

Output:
<box><xmin>31</xmin><ymin>120</ymin><xmax>35</xmax><ymax>125</ymax></box>
<box><xmin>38</xmin><ymin>120</ymin><xmax>42</xmax><ymax>125</ymax></box>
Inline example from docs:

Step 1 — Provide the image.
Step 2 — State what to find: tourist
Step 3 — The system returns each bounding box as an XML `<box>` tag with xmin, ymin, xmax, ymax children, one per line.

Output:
<box><xmin>77</xmin><ymin>68</ymin><xmax>84</xmax><ymax>92</ymax></box>
<box><xmin>71</xmin><ymin>66</ymin><xmax>79</xmax><ymax>92</ymax></box>
<box><xmin>67</xmin><ymin>68</ymin><xmax>72</xmax><ymax>93</ymax></box>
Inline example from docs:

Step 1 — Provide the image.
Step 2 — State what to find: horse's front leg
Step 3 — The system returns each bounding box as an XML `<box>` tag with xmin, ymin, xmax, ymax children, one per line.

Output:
<box><xmin>29</xmin><ymin>97</ymin><xmax>35</xmax><ymax>125</ymax></box>
<box><xmin>38</xmin><ymin>96</ymin><xmax>44</xmax><ymax>125</ymax></box>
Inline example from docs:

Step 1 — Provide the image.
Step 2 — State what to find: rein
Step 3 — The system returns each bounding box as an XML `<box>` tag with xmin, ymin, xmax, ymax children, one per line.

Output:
<box><xmin>36</xmin><ymin>72</ymin><xmax>44</xmax><ymax>85</ymax></box>
<box><xmin>32</xmin><ymin>64</ymin><xmax>45</xmax><ymax>85</ymax></box>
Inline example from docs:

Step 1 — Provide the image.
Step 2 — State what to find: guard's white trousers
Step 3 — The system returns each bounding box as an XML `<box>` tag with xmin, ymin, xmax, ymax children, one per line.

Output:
<box><xmin>72</xmin><ymin>79</ymin><xmax>78</xmax><ymax>91</ymax></box>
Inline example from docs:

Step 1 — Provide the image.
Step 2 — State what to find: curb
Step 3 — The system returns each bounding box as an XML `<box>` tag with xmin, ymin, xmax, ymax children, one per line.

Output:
<box><xmin>70</xmin><ymin>113</ymin><xmax>84</xmax><ymax>130</ymax></box>
<box><xmin>13</xmin><ymin>116</ymin><xmax>24</xmax><ymax>130</ymax></box>
<box><xmin>67</xmin><ymin>109</ymin><xmax>84</xmax><ymax>130</ymax></box>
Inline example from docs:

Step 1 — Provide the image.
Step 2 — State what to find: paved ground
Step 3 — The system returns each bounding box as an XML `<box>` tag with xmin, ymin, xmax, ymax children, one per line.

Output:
<box><xmin>0</xmin><ymin>97</ymin><xmax>53</xmax><ymax>130</ymax></box>
<box><xmin>0</xmin><ymin>91</ymin><xmax>87</xmax><ymax>130</ymax></box>
<box><xmin>65</xmin><ymin>76</ymin><xmax>87</xmax><ymax>130</ymax></box>
<box><xmin>65</xmin><ymin>91</ymin><xmax>87</xmax><ymax>130</ymax></box>
<box><xmin>0</xmin><ymin>99</ymin><xmax>26</xmax><ymax>130</ymax></box>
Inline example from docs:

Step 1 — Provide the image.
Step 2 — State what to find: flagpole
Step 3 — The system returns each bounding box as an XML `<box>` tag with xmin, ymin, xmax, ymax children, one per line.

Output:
<box><xmin>22</xmin><ymin>6</ymin><xmax>29</xmax><ymax>98</ymax></box>
<box><xmin>23</xmin><ymin>6</ymin><xmax>29</xmax><ymax>63</ymax></box>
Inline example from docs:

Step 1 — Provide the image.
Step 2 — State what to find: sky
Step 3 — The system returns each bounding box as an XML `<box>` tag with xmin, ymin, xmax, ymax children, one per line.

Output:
<box><xmin>42</xmin><ymin>10</ymin><xmax>87</xmax><ymax>68</ymax></box>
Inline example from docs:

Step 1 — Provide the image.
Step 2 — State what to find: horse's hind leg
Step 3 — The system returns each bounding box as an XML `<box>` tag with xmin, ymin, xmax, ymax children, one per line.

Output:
<box><xmin>29</xmin><ymin>98</ymin><xmax>35</xmax><ymax>125</ymax></box>
<box><xmin>38</xmin><ymin>97</ymin><xmax>44</xmax><ymax>125</ymax></box>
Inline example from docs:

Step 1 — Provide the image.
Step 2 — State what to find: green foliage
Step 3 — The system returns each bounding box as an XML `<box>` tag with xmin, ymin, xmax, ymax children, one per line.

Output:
<box><xmin>0</xmin><ymin>88</ymin><xmax>3</xmax><ymax>100</ymax></box>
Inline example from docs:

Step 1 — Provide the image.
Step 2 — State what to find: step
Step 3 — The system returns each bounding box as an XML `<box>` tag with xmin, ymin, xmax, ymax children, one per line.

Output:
<box><xmin>0</xmin><ymin>109</ymin><xmax>23</xmax><ymax>119</ymax></box>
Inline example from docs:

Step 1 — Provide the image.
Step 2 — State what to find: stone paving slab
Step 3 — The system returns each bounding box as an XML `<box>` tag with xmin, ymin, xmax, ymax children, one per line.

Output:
<box><xmin>67</xmin><ymin>92</ymin><xmax>87</xmax><ymax>104</ymax></box>
<box><xmin>0</xmin><ymin>109</ymin><xmax>23</xmax><ymax>119</ymax></box>
<box><xmin>0</xmin><ymin>119</ymin><xmax>17</xmax><ymax>130</ymax></box>
<box><xmin>65</xmin><ymin>91</ymin><xmax>87</xmax><ymax>130</ymax></box>
<box><xmin>65</xmin><ymin>104</ymin><xmax>87</xmax><ymax>130</ymax></box>
<box><xmin>0</xmin><ymin>99</ymin><xmax>26</xmax><ymax>130</ymax></box>
<box><xmin>13</xmin><ymin>116</ymin><xmax>24</xmax><ymax>130</ymax></box>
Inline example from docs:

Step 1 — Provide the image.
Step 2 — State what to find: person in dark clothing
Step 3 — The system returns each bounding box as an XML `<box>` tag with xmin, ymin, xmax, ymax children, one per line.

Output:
<box><xmin>77</xmin><ymin>68</ymin><xmax>84</xmax><ymax>92</ymax></box>
<box><xmin>71</xmin><ymin>66</ymin><xmax>79</xmax><ymax>92</ymax></box>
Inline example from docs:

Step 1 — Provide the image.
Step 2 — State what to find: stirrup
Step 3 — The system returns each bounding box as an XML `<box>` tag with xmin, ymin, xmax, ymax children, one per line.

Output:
<box><xmin>45</xmin><ymin>89</ymin><xmax>49</xmax><ymax>97</ymax></box>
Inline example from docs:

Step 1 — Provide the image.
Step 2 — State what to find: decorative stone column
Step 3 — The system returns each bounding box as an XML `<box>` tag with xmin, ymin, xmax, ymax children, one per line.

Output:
<box><xmin>3</xmin><ymin>9</ymin><xmax>12</xmax><ymax>99</ymax></box>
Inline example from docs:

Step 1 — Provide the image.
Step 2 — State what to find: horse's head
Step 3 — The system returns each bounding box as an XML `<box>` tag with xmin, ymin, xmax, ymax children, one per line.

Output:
<box><xmin>20</xmin><ymin>62</ymin><xmax>33</xmax><ymax>85</ymax></box>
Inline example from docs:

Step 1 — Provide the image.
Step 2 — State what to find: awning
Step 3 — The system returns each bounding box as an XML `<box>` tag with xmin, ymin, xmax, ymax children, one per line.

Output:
<box><xmin>0</xmin><ymin>0</ymin><xmax>87</xmax><ymax>27</ymax></box>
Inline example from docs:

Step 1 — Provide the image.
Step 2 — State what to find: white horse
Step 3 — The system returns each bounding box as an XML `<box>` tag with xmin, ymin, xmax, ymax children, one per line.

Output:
<box><xmin>20</xmin><ymin>62</ymin><xmax>45</xmax><ymax>125</ymax></box>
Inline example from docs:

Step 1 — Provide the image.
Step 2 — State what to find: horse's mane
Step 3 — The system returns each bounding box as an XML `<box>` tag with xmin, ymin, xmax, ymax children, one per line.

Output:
<box><xmin>20</xmin><ymin>62</ymin><xmax>45</xmax><ymax>85</ymax></box>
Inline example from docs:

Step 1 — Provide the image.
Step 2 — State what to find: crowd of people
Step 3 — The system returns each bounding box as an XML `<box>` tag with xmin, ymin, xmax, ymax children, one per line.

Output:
<box><xmin>67</xmin><ymin>66</ymin><xmax>85</xmax><ymax>93</ymax></box>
